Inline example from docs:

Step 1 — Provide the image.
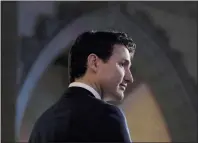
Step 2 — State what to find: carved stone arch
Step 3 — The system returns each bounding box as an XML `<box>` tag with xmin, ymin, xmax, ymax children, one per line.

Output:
<box><xmin>16</xmin><ymin>5</ymin><xmax>196</xmax><ymax>142</ymax></box>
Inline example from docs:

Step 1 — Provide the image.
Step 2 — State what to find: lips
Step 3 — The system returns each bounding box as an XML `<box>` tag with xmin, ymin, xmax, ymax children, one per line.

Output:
<box><xmin>119</xmin><ymin>84</ymin><xmax>127</xmax><ymax>90</ymax></box>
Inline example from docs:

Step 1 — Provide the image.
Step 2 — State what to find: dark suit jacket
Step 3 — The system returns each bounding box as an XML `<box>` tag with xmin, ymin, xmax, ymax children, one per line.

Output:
<box><xmin>29</xmin><ymin>87</ymin><xmax>132</xmax><ymax>142</ymax></box>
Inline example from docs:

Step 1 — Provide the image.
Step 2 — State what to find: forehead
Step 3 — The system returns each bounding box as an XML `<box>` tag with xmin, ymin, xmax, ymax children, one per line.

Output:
<box><xmin>111</xmin><ymin>44</ymin><xmax>134</xmax><ymax>61</ymax></box>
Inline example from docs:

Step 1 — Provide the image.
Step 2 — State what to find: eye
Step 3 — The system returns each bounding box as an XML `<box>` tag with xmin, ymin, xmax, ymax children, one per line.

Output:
<box><xmin>119</xmin><ymin>62</ymin><xmax>125</xmax><ymax>67</ymax></box>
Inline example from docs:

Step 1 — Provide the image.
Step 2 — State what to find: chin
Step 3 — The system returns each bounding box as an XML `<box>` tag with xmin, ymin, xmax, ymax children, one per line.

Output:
<box><xmin>104</xmin><ymin>89</ymin><xmax>124</xmax><ymax>102</ymax></box>
<box><xmin>114</xmin><ymin>91</ymin><xmax>124</xmax><ymax>101</ymax></box>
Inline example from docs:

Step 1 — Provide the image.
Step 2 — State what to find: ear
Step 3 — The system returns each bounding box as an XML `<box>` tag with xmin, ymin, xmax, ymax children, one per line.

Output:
<box><xmin>130</xmin><ymin>51</ymin><xmax>135</xmax><ymax>61</ymax></box>
<box><xmin>87</xmin><ymin>54</ymin><xmax>100</xmax><ymax>72</ymax></box>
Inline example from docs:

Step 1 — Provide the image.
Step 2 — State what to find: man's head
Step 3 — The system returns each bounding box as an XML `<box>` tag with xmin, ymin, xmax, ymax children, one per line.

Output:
<box><xmin>69</xmin><ymin>30</ymin><xmax>136</xmax><ymax>101</ymax></box>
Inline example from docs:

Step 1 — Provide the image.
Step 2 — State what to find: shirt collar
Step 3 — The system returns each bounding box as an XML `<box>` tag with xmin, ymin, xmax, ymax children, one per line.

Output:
<box><xmin>68</xmin><ymin>82</ymin><xmax>101</xmax><ymax>100</ymax></box>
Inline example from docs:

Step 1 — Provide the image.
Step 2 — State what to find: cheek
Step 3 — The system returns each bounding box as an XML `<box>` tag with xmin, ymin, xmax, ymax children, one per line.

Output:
<box><xmin>115</xmin><ymin>65</ymin><xmax>125</xmax><ymax>79</ymax></box>
<box><xmin>98</xmin><ymin>64</ymin><xmax>124</xmax><ymax>84</ymax></box>
<box><xmin>108</xmin><ymin>66</ymin><xmax>125</xmax><ymax>84</ymax></box>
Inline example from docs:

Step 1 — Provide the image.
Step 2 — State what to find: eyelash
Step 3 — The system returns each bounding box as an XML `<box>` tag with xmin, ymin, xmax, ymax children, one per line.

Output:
<box><xmin>119</xmin><ymin>63</ymin><xmax>125</xmax><ymax>67</ymax></box>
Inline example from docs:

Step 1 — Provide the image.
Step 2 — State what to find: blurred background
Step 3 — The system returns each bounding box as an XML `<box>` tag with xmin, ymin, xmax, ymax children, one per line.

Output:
<box><xmin>1</xmin><ymin>1</ymin><xmax>197</xmax><ymax>142</ymax></box>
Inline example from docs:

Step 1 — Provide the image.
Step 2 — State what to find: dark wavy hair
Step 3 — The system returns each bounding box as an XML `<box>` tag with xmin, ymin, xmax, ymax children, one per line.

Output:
<box><xmin>68</xmin><ymin>30</ymin><xmax>136</xmax><ymax>83</ymax></box>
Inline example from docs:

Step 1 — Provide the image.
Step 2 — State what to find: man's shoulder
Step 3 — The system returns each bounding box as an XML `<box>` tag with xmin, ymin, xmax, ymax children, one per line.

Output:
<box><xmin>32</xmin><ymin>88</ymin><xmax>123</xmax><ymax>129</ymax></box>
<box><xmin>63</xmin><ymin>87</ymin><xmax>108</xmax><ymax>110</ymax></box>
<box><xmin>64</xmin><ymin>87</ymin><xmax>122</xmax><ymax>116</ymax></box>
<box><xmin>102</xmin><ymin>102</ymin><xmax>123</xmax><ymax>116</ymax></box>
<box><xmin>63</xmin><ymin>88</ymin><xmax>123</xmax><ymax>120</ymax></box>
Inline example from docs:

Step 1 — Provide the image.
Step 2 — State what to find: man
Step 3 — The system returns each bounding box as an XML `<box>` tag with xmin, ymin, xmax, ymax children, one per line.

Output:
<box><xmin>29</xmin><ymin>30</ymin><xmax>136</xmax><ymax>142</ymax></box>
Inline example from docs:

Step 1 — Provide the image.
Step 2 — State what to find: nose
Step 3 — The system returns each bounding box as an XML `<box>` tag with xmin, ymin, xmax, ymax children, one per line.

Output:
<box><xmin>124</xmin><ymin>69</ymin><xmax>134</xmax><ymax>84</ymax></box>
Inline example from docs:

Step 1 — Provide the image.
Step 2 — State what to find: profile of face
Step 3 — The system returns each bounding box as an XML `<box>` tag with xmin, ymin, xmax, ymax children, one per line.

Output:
<box><xmin>97</xmin><ymin>44</ymin><xmax>134</xmax><ymax>101</ymax></box>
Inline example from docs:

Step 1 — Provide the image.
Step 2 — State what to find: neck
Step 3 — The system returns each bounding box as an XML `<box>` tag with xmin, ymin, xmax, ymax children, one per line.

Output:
<box><xmin>75</xmin><ymin>77</ymin><xmax>103</xmax><ymax>98</ymax></box>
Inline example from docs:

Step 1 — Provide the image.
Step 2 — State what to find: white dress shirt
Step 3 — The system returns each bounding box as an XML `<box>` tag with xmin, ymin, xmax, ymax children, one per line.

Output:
<box><xmin>68</xmin><ymin>82</ymin><xmax>101</xmax><ymax>100</ymax></box>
